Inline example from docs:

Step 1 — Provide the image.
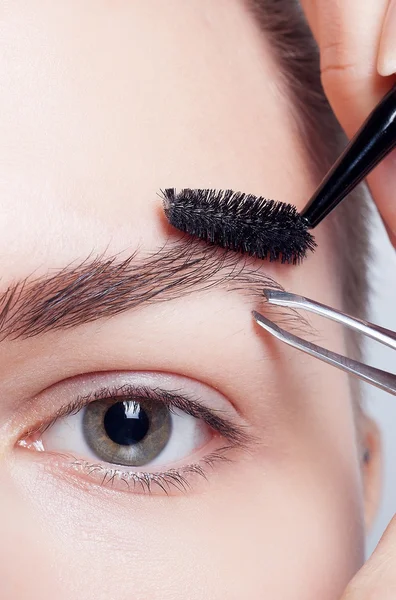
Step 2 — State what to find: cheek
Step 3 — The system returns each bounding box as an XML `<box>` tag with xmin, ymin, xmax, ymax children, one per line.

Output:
<box><xmin>6</xmin><ymin>436</ymin><xmax>364</xmax><ymax>600</ymax></box>
<box><xmin>170</xmin><ymin>460</ymin><xmax>364</xmax><ymax>600</ymax></box>
<box><xmin>183</xmin><ymin>457</ymin><xmax>365</xmax><ymax>600</ymax></box>
<box><xmin>0</xmin><ymin>472</ymin><xmax>62</xmax><ymax>599</ymax></box>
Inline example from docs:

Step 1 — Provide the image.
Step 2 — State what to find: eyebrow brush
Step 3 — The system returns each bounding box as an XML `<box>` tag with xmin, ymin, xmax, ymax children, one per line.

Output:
<box><xmin>162</xmin><ymin>84</ymin><xmax>396</xmax><ymax>263</ymax></box>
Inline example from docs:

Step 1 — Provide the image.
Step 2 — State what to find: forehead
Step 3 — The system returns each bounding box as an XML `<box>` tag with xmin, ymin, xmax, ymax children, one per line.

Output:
<box><xmin>0</xmin><ymin>0</ymin><xmax>313</xmax><ymax>274</ymax></box>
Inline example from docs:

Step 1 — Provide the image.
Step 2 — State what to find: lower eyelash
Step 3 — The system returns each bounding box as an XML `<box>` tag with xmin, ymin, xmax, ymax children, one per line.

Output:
<box><xmin>68</xmin><ymin>446</ymin><xmax>234</xmax><ymax>495</ymax></box>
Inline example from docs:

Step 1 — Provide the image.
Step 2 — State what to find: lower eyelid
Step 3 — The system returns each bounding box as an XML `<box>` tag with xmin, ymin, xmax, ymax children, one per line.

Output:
<box><xmin>18</xmin><ymin>443</ymin><xmax>236</xmax><ymax>496</ymax></box>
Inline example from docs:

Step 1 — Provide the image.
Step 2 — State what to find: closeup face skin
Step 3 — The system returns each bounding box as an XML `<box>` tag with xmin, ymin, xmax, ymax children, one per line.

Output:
<box><xmin>0</xmin><ymin>1</ymin><xmax>381</xmax><ymax>599</ymax></box>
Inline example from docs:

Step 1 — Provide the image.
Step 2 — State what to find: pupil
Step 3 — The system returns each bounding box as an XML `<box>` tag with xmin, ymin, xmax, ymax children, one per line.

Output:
<box><xmin>103</xmin><ymin>402</ymin><xmax>150</xmax><ymax>446</ymax></box>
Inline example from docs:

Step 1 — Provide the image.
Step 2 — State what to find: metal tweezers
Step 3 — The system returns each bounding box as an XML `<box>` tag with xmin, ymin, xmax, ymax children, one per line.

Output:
<box><xmin>253</xmin><ymin>289</ymin><xmax>396</xmax><ymax>396</ymax></box>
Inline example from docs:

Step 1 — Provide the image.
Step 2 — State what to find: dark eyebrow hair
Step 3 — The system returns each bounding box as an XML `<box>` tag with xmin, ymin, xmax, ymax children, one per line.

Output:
<box><xmin>0</xmin><ymin>238</ymin><xmax>302</xmax><ymax>342</ymax></box>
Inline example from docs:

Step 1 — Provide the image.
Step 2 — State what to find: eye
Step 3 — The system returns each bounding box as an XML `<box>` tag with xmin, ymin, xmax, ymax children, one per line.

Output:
<box><xmin>39</xmin><ymin>396</ymin><xmax>211</xmax><ymax>468</ymax></box>
<box><xmin>17</xmin><ymin>372</ymin><xmax>251</xmax><ymax>495</ymax></box>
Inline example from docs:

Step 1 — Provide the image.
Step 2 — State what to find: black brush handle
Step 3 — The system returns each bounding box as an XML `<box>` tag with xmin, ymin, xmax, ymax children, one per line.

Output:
<box><xmin>301</xmin><ymin>84</ymin><xmax>396</xmax><ymax>228</ymax></box>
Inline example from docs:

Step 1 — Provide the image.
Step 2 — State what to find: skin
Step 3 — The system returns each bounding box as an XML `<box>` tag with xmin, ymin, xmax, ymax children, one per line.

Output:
<box><xmin>0</xmin><ymin>1</ymin><xmax>382</xmax><ymax>599</ymax></box>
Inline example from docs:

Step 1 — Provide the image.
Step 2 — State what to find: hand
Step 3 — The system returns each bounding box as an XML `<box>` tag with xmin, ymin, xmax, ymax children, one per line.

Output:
<box><xmin>336</xmin><ymin>515</ymin><xmax>396</xmax><ymax>598</ymax></box>
<box><xmin>300</xmin><ymin>0</ymin><xmax>396</xmax><ymax>246</ymax></box>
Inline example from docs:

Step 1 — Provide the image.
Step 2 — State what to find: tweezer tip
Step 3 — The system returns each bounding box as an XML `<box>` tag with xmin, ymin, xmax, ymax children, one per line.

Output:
<box><xmin>252</xmin><ymin>310</ymin><xmax>270</xmax><ymax>328</ymax></box>
<box><xmin>263</xmin><ymin>288</ymin><xmax>283</xmax><ymax>301</ymax></box>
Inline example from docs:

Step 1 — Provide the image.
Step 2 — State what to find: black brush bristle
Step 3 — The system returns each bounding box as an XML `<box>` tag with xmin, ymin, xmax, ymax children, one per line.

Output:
<box><xmin>161</xmin><ymin>188</ymin><xmax>316</xmax><ymax>264</ymax></box>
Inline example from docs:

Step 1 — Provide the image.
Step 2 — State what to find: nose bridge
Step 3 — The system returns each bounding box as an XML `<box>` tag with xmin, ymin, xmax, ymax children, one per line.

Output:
<box><xmin>0</xmin><ymin>470</ymin><xmax>61</xmax><ymax>598</ymax></box>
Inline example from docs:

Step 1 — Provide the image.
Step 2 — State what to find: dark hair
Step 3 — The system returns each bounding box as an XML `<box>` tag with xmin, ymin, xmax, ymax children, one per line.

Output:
<box><xmin>248</xmin><ymin>0</ymin><xmax>371</xmax><ymax>370</ymax></box>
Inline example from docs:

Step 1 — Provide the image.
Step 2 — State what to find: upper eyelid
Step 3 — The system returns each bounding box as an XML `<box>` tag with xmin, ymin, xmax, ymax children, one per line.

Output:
<box><xmin>21</xmin><ymin>383</ymin><xmax>257</xmax><ymax>450</ymax></box>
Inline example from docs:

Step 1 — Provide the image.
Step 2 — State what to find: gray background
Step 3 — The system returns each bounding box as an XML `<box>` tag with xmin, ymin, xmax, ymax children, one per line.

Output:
<box><xmin>363</xmin><ymin>205</ymin><xmax>396</xmax><ymax>556</ymax></box>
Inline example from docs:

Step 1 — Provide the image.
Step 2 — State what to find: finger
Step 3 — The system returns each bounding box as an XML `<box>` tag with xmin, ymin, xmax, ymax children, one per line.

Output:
<box><xmin>300</xmin><ymin>0</ymin><xmax>390</xmax><ymax>132</ymax></box>
<box><xmin>377</xmin><ymin>0</ymin><xmax>396</xmax><ymax>245</ymax></box>
<box><xmin>300</xmin><ymin>0</ymin><xmax>396</xmax><ymax>245</ymax></box>
<box><xmin>297</xmin><ymin>0</ymin><xmax>319</xmax><ymax>44</ymax></box>
<box><xmin>341</xmin><ymin>514</ymin><xmax>396</xmax><ymax>598</ymax></box>
<box><xmin>378</xmin><ymin>0</ymin><xmax>396</xmax><ymax>76</ymax></box>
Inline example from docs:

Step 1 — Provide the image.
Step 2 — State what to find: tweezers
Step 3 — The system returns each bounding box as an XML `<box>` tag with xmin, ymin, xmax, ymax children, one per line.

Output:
<box><xmin>253</xmin><ymin>289</ymin><xmax>396</xmax><ymax>396</ymax></box>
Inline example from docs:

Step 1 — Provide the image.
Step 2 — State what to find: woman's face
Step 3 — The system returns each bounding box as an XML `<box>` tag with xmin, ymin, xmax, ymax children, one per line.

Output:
<box><xmin>0</xmin><ymin>1</ymin><xmax>380</xmax><ymax>599</ymax></box>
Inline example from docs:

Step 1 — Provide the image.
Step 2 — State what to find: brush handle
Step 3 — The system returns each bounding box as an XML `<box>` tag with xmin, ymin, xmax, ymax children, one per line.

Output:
<box><xmin>301</xmin><ymin>84</ymin><xmax>396</xmax><ymax>228</ymax></box>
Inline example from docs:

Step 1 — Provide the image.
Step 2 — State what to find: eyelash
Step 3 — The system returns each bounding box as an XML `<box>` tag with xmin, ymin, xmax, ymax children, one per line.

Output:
<box><xmin>66</xmin><ymin>448</ymin><xmax>233</xmax><ymax>495</ymax></box>
<box><xmin>19</xmin><ymin>384</ymin><xmax>251</xmax><ymax>495</ymax></box>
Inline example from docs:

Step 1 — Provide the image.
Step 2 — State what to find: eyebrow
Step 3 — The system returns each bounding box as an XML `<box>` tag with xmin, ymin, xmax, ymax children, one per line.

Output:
<box><xmin>0</xmin><ymin>238</ymin><xmax>300</xmax><ymax>342</ymax></box>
